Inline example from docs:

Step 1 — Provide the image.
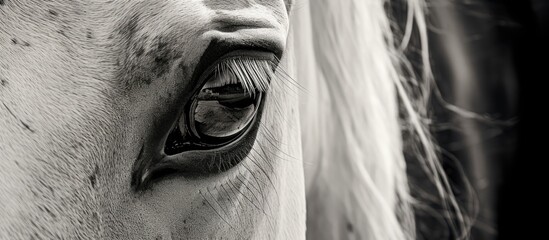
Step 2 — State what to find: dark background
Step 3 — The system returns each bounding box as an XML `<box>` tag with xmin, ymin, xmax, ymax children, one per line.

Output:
<box><xmin>428</xmin><ymin>0</ymin><xmax>544</xmax><ymax>239</ymax></box>
<box><xmin>392</xmin><ymin>0</ymin><xmax>545</xmax><ymax>239</ymax></box>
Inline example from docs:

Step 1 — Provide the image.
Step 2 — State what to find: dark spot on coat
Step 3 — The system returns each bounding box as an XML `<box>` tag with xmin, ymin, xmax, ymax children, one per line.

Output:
<box><xmin>89</xmin><ymin>164</ymin><xmax>99</xmax><ymax>188</ymax></box>
<box><xmin>41</xmin><ymin>206</ymin><xmax>57</xmax><ymax>219</ymax></box>
<box><xmin>116</xmin><ymin>13</ymin><xmax>182</xmax><ymax>89</ymax></box>
<box><xmin>0</xmin><ymin>78</ymin><xmax>7</xmax><ymax>86</ymax></box>
<box><xmin>0</xmin><ymin>0</ymin><xmax>5</xmax><ymax>6</ymax></box>
<box><xmin>86</xmin><ymin>30</ymin><xmax>93</xmax><ymax>39</ymax></box>
<box><xmin>2</xmin><ymin>102</ymin><xmax>35</xmax><ymax>133</ymax></box>
<box><xmin>48</xmin><ymin>9</ymin><xmax>58</xmax><ymax>16</ymax></box>
<box><xmin>123</xmin><ymin>13</ymin><xmax>139</xmax><ymax>41</ymax></box>
<box><xmin>150</xmin><ymin>37</ymin><xmax>172</xmax><ymax>78</ymax></box>
<box><xmin>10</xmin><ymin>38</ymin><xmax>31</xmax><ymax>47</ymax></box>
<box><xmin>121</xmin><ymin>38</ymin><xmax>179</xmax><ymax>88</ymax></box>
<box><xmin>71</xmin><ymin>141</ymin><xmax>83</xmax><ymax>149</ymax></box>
<box><xmin>135</xmin><ymin>47</ymin><xmax>144</xmax><ymax>57</ymax></box>
<box><xmin>92</xmin><ymin>212</ymin><xmax>100</xmax><ymax>221</ymax></box>
<box><xmin>347</xmin><ymin>222</ymin><xmax>354</xmax><ymax>233</ymax></box>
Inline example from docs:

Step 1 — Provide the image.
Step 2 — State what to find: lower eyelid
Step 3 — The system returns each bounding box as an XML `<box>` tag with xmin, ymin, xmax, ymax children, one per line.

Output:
<box><xmin>142</xmin><ymin>110</ymin><xmax>264</xmax><ymax>187</ymax></box>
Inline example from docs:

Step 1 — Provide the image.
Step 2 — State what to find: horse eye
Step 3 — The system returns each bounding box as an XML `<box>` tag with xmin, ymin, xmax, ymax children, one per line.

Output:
<box><xmin>164</xmin><ymin>56</ymin><xmax>274</xmax><ymax>155</ymax></box>
<box><xmin>189</xmin><ymin>83</ymin><xmax>260</xmax><ymax>139</ymax></box>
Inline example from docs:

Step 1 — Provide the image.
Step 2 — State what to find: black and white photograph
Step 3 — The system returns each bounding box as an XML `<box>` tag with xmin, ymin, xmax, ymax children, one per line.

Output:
<box><xmin>1</xmin><ymin>0</ymin><xmax>540</xmax><ymax>239</ymax></box>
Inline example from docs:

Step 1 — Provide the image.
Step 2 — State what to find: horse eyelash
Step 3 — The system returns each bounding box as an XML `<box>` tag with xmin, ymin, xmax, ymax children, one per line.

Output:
<box><xmin>213</xmin><ymin>57</ymin><xmax>279</xmax><ymax>95</ymax></box>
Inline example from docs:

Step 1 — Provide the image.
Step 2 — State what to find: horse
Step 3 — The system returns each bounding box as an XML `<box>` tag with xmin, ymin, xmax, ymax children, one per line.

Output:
<box><xmin>0</xmin><ymin>0</ymin><xmax>469</xmax><ymax>239</ymax></box>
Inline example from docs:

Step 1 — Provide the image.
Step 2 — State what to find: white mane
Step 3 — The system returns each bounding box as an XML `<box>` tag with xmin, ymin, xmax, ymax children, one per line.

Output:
<box><xmin>293</xmin><ymin>0</ymin><xmax>471</xmax><ymax>239</ymax></box>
